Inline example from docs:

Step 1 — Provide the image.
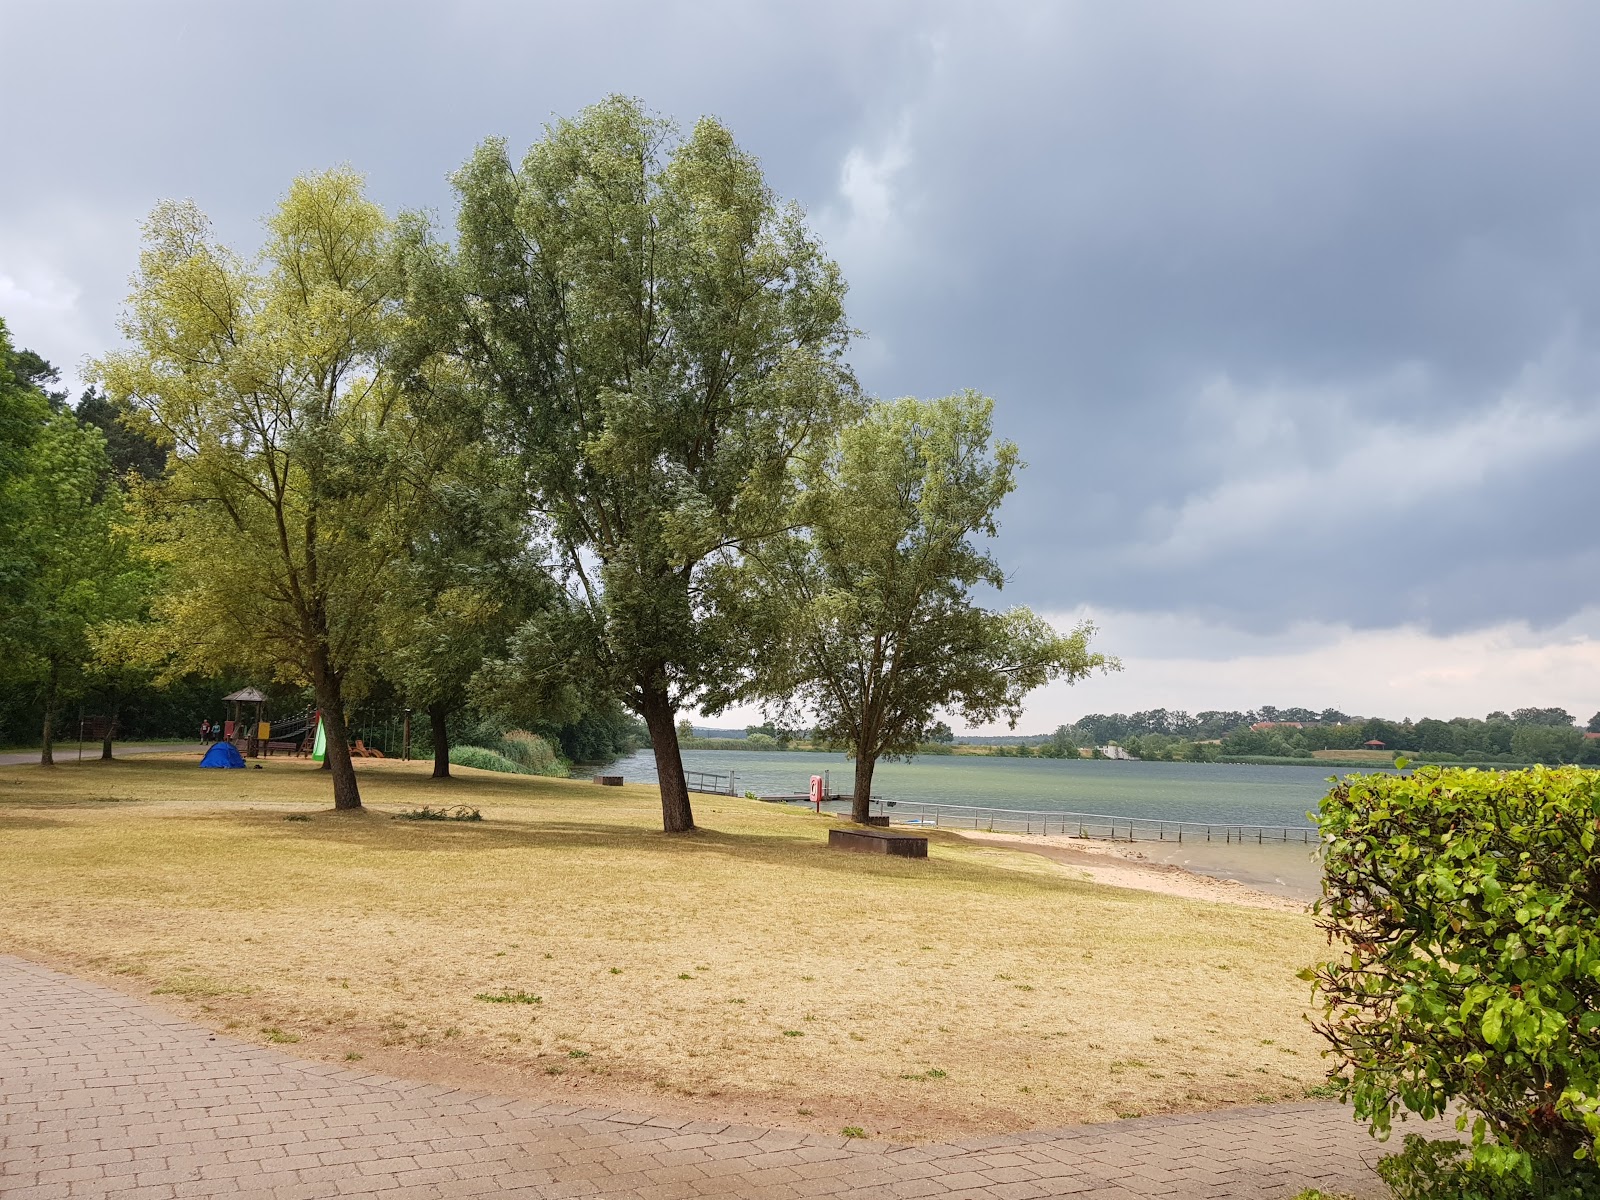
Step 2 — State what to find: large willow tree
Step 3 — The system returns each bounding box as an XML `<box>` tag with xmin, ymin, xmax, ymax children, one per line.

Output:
<box><xmin>403</xmin><ymin>96</ymin><xmax>857</xmax><ymax>832</ymax></box>
<box><xmin>97</xmin><ymin>171</ymin><xmax>435</xmax><ymax>810</ymax></box>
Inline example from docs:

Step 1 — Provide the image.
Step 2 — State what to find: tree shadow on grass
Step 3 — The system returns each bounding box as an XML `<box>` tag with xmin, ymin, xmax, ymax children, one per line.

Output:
<box><xmin>243</xmin><ymin>806</ymin><xmax>1110</xmax><ymax>899</ymax></box>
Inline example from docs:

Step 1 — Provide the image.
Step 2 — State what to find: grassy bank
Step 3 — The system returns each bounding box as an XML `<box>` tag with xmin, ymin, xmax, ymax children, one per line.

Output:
<box><xmin>0</xmin><ymin>755</ymin><xmax>1326</xmax><ymax>1140</ymax></box>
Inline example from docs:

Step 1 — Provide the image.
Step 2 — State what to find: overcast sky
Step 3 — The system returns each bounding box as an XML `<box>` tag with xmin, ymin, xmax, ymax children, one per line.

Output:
<box><xmin>4</xmin><ymin>1</ymin><xmax>1597</xmax><ymax>729</ymax></box>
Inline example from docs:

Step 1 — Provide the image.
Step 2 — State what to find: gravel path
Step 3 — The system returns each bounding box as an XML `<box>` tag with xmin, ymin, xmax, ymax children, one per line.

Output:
<box><xmin>0</xmin><ymin>744</ymin><xmax>204</xmax><ymax>767</ymax></box>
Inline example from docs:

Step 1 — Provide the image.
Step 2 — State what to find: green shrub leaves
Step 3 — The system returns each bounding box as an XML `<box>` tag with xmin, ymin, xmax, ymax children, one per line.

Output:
<box><xmin>1304</xmin><ymin>765</ymin><xmax>1600</xmax><ymax>1192</ymax></box>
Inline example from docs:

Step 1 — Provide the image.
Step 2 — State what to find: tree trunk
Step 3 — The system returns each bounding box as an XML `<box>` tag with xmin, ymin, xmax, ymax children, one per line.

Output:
<box><xmin>39</xmin><ymin>666</ymin><xmax>58</xmax><ymax>766</ymax></box>
<box><xmin>429</xmin><ymin>703</ymin><xmax>450</xmax><ymax>780</ymax></box>
<box><xmin>101</xmin><ymin>701</ymin><xmax>118</xmax><ymax>761</ymax></box>
<box><xmin>852</xmin><ymin>754</ymin><xmax>876</xmax><ymax>824</ymax></box>
<box><xmin>310</xmin><ymin>662</ymin><xmax>361</xmax><ymax>811</ymax></box>
<box><xmin>639</xmin><ymin>682</ymin><xmax>695</xmax><ymax>833</ymax></box>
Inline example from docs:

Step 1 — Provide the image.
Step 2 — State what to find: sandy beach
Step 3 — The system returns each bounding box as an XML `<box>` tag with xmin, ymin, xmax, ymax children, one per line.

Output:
<box><xmin>954</xmin><ymin>829</ymin><xmax>1312</xmax><ymax>912</ymax></box>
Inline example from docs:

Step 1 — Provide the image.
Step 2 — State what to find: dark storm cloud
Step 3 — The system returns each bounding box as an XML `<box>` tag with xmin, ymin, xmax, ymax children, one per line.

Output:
<box><xmin>4</xmin><ymin>0</ymin><xmax>1598</xmax><ymax>637</ymax></box>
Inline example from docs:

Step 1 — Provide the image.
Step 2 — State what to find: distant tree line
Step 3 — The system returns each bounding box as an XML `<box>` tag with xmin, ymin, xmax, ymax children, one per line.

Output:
<box><xmin>1061</xmin><ymin>706</ymin><xmax>1600</xmax><ymax>766</ymax></box>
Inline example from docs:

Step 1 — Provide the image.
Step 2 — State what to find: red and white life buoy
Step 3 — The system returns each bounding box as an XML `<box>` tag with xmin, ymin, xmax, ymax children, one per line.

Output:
<box><xmin>809</xmin><ymin>774</ymin><xmax>825</xmax><ymax>811</ymax></box>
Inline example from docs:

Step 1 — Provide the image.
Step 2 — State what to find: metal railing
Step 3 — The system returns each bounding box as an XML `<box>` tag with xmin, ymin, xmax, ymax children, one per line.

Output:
<box><xmin>686</xmin><ymin>769</ymin><xmax>737</xmax><ymax>796</ymax></box>
<box><xmin>870</xmin><ymin>799</ymin><xmax>1319</xmax><ymax>843</ymax></box>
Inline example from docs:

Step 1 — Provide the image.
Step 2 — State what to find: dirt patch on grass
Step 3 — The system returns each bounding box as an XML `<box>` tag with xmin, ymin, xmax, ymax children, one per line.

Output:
<box><xmin>0</xmin><ymin>755</ymin><xmax>1329</xmax><ymax>1141</ymax></box>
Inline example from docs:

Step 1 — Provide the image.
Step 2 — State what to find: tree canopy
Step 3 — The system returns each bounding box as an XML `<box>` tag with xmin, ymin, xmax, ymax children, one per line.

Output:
<box><xmin>401</xmin><ymin>95</ymin><xmax>858</xmax><ymax>831</ymax></box>
<box><xmin>722</xmin><ymin>391</ymin><xmax>1111</xmax><ymax>821</ymax></box>
<box><xmin>95</xmin><ymin>170</ymin><xmax>441</xmax><ymax>809</ymax></box>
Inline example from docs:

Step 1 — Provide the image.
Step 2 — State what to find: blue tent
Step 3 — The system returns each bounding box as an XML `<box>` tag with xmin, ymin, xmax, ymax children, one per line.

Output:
<box><xmin>199</xmin><ymin>741</ymin><xmax>246</xmax><ymax>769</ymax></box>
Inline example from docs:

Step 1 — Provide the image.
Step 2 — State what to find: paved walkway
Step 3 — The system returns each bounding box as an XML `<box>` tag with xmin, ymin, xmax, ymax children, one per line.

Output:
<box><xmin>0</xmin><ymin>955</ymin><xmax>1396</xmax><ymax>1199</ymax></box>
<box><xmin>0</xmin><ymin>743</ymin><xmax>203</xmax><ymax>767</ymax></box>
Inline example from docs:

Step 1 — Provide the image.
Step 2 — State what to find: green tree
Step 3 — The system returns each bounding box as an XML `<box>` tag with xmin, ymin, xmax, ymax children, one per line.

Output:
<box><xmin>1047</xmin><ymin>724</ymin><xmax>1080</xmax><ymax>758</ymax></box>
<box><xmin>1414</xmin><ymin>717</ymin><xmax>1459</xmax><ymax>754</ymax></box>
<box><xmin>96</xmin><ymin>170</ymin><xmax>437</xmax><ymax>810</ymax></box>
<box><xmin>374</xmin><ymin>403</ymin><xmax>557</xmax><ymax>779</ymax></box>
<box><xmin>1512</xmin><ymin>707</ymin><xmax>1576</xmax><ymax>728</ymax></box>
<box><xmin>74</xmin><ymin>385</ymin><xmax>167</xmax><ymax>482</ymax></box>
<box><xmin>0</xmin><ymin>319</ymin><xmax>50</xmax><ymax>657</ymax></box>
<box><xmin>7</xmin><ymin>409</ymin><xmax>147</xmax><ymax>762</ymax></box>
<box><xmin>402</xmin><ymin>96</ymin><xmax>856</xmax><ymax>832</ymax></box>
<box><xmin>1511</xmin><ymin>724</ymin><xmax>1585</xmax><ymax>765</ymax></box>
<box><xmin>723</xmin><ymin>392</ymin><xmax>1112</xmax><ymax>823</ymax></box>
<box><xmin>1304</xmin><ymin>765</ymin><xmax>1600</xmax><ymax>1194</ymax></box>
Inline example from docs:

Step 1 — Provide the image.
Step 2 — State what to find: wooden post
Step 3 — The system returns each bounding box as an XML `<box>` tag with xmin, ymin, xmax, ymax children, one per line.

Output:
<box><xmin>401</xmin><ymin>709</ymin><xmax>411</xmax><ymax>762</ymax></box>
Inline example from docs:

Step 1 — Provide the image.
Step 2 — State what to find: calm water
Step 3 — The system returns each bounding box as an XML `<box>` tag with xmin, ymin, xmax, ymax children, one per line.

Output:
<box><xmin>603</xmin><ymin>747</ymin><xmax>1376</xmax><ymax>829</ymax></box>
<box><xmin>602</xmin><ymin>749</ymin><xmax>1357</xmax><ymax>900</ymax></box>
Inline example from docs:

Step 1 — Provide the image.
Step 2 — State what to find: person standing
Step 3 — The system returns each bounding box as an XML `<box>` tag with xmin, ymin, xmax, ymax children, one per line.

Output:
<box><xmin>201</xmin><ymin>718</ymin><xmax>212</xmax><ymax>743</ymax></box>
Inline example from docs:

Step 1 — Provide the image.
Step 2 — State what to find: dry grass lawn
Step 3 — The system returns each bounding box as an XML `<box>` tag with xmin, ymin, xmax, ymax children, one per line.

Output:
<box><xmin>0</xmin><ymin>754</ymin><xmax>1331</xmax><ymax>1140</ymax></box>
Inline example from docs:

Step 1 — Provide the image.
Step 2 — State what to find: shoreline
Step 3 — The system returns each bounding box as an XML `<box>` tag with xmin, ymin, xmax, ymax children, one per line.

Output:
<box><xmin>953</xmin><ymin>829</ymin><xmax>1311</xmax><ymax>913</ymax></box>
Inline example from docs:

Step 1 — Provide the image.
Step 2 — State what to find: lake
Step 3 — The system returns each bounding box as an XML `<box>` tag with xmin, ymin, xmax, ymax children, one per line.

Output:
<box><xmin>602</xmin><ymin>747</ymin><xmax>1372</xmax><ymax>828</ymax></box>
<box><xmin>599</xmin><ymin>748</ymin><xmax>1371</xmax><ymax>901</ymax></box>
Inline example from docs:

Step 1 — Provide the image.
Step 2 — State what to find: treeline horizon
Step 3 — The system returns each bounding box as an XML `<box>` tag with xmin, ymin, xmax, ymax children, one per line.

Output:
<box><xmin>697</xmin><ymin>704</ymin><xmax>1598</xmax><ymax>744</ymax></box>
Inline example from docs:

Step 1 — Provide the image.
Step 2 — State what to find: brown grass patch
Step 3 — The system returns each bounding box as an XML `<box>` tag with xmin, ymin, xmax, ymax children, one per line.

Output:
<box><xmin>0</xmin><ymin>755</ymin><xmax>1328</xmax><ymax>1140</ymax></box>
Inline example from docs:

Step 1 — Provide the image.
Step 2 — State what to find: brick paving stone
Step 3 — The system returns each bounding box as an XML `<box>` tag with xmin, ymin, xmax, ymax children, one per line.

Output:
<box><xmin>1</xmin><ymin>954</ymin><xmax>1440</xmax><ymax>1198</ymax></box>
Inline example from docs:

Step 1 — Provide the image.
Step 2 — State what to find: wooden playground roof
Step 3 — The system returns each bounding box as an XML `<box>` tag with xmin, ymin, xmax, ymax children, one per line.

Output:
<box><xmin>221</xmin><ymin>687</ymin><xmax>268</xmax><ymax>703</ymax></box>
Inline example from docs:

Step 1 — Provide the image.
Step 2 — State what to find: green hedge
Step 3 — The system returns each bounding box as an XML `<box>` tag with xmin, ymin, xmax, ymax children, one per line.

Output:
<box><xmin>1304</xmin><ymin>765</ymin><xmax>1600</xmax><ymax>1196</ymax></box>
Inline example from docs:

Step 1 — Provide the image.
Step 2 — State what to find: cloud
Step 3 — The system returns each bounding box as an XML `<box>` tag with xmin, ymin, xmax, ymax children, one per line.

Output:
<box><xmin>988</xmin><ymin>606</ymin><xmax>1600</xmax><ymax>732</ymax></box>
<box><xmin>5</xmin><ymin>0</ymin><xmax>1600</xmax><ymax>715</ymax></box>
<box><xmin>1126</xmin><ymin>344</ymin><xmax>1600</xmax><ymax>569</ymax></box>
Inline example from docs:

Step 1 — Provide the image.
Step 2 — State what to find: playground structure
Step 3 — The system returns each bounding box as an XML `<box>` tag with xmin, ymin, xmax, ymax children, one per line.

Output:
<box><xmin>217</xmin><ymin>692</ymin><xmax>320</xmax><ymax>758</ymax></box>
<box><xmin>219</xmin><ymin>688</ymin><xmax>269</xmax><ymax>757</ymax></box>
<box><xmin>212</xmin><ymin>690</ymin><xmax>394</xmax><ymax>762</ymax></box>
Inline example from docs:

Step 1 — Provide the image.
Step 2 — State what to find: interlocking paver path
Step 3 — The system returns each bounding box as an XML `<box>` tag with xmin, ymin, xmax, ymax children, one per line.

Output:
<box><xmin>1</xmin><ymin>954</ymin><xmax>1401</xmax><ymax>1198</ymax></box>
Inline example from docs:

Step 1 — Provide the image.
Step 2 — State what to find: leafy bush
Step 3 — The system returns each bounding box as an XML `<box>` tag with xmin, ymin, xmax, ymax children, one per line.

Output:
<box><xmin>495</xmin><ymin>729</ymin><xmax>569</xmax><ymax>777</ymax></box>
<box><xmin>1376</xmin><ymin>1132</ymin><xmax>1599</xmax><ymax>1200</ymax></box>
<box><xmin>448</xmin><ymin>745</ymin><xmax>531</xmax><ymax>775</ymax></box>
<box><xmin>1303</xmin><ymin>765</ymin><xmax>1600</xmax><ymax>1190</ymax></box>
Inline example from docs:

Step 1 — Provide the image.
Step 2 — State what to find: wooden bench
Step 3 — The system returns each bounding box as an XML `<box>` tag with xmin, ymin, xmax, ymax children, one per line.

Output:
<box><xmin>261</xmin><ymin>740</ymin><xmax>299</xmax><ymax>756</ymax></box>
<box><xmin>828</xmin><ymin>827</ymin><xmax>928</xmax><ymax>858</ymax></box>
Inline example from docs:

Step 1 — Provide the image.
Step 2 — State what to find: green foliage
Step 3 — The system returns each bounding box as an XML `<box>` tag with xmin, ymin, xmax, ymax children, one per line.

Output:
<box><xmin>1035</xmin><ymin>725</ymin><xmax>1080</xmax><ymax>760</ymax></box>
<box><xmin>494</xmin><ymin>730</ymin><xmax>568</xmax><ymax>777</ymax></box>
<box><xmin>73</xmin><ymin>385</ymin><xmax>166</xmax><ymax>482</ymax></box>
<box><xmin>1376</xmin><ymin>1133</ymin><xmax>1599</xmax><ymax>1200</ymax></box>
<box><xmin>447</xmin><ymin>745</ymin><xmax>532</xmax><ymax>775</ymax></box>
<box><xmin>95</xmin><ymin>169</ymin><xmax>455</xmax><ymax>809</ymax></box>
<box><xmin>720</xmin><ymin>391</ymin><xmax>1112</xmax><ymax>817</ymax></box>
<box><xmin>0</xmin><ymin>319</ymin><xmax>50</xmax><ymax>627</ymax></box>
<box><xmin>0</xmin><ymin>340</ymin><xmax>150</xmax><ymax>756</ymax></box>
<box><xmin>402</xmin><ymin>95</ymin><xmax>857</xmax><ymax>832</ymax></box>
<box><xmin>1304</xmin><ymin>765</ymin><xmax>1600</xmax><ymax>1185</ymax></box>
<box><xmin>1511</xmin><ymin>725</ymin><xmax>1586</xmax><ymax>766</ymax></box>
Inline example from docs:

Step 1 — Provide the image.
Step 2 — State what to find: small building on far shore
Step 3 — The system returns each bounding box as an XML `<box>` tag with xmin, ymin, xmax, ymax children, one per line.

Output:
<box><xmin>1364</xmin><ymin>738</ymin><xmax>1387</xmax><ymax>750</ymax></box>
